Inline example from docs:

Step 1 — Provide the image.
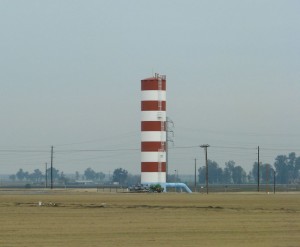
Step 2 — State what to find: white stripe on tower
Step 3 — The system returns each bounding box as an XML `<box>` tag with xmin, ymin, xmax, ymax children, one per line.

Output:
<box><xmin>141</xmin><ymin>91</ymin><xmax>166</xmax><ymax>101</ymax></box>
<box><xmin>141</xmin><ymin>132</ymin><xmax>166</xmax><ymax>142</ymax></box>
<box><xmin>141</xmin><ymin>73</ymin><xmax>166</xmax><ymax>184</ymax></box>
<box><xmin>141</xmin><ymin>111</ymin><xmax>166</xmax><ymax>122</ymax></box>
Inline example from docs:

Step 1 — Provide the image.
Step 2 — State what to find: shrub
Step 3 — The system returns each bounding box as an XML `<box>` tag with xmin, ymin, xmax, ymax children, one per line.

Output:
<box><xmin>150</xmin><ymin>184</ymin><xmax>164</xmax><ymax>193</ymax></box>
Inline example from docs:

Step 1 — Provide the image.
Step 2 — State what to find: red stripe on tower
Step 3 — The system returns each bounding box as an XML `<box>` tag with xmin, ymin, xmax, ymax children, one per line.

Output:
<box><xmin>141</xmin><ymin>121</ymin><xmax>166</xmax><ymax>131</ymax></box>
<box><xmin>141</xmin><ymin>80</ymin><xmax>166</xmax><ymax>90</ymax></box>
<box><xmin>141</xmin><ymin>142</ymin><xmax>166</xmax><ymax>152</ymax></box>
<box><xmin>141</xmin><ymin>162</ymin><xmax>167</xmax><ymax>172</ymax></box>
<box><xmin>141</xmin><ymin>101</ymin><xmax>166</xmax><ymax>111</ymax></box>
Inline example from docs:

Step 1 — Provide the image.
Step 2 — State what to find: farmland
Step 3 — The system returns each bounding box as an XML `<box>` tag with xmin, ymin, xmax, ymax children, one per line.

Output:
<box><xmin>0</xmin><ymin>189</ymin><xmax>300</xmax><ymax>247</ymax></box>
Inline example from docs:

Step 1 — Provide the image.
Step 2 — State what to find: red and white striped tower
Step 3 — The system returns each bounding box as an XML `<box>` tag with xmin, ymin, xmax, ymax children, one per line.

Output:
<box><xmin>141</xmin><ymin>73</ymin><xmax>166</xmax><ymax>184</ymax></box>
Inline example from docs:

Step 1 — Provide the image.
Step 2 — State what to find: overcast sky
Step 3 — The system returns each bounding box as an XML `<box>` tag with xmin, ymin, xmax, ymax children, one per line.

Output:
<box><xmin>0</xmin><ymin>0</ymin><xmax>299</xmax><ymax>175</ymax></box>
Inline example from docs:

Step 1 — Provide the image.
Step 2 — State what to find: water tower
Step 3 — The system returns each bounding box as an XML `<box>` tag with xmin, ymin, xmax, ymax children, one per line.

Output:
<box><xmin>140</xmin><ymin>73</ymin><xmax>192</xmax><ymax>193</ymax></box>
<box><xmin>141</xmin><ymin>73</ymin><xmax>166</xmax><ymax>184</ymax></box>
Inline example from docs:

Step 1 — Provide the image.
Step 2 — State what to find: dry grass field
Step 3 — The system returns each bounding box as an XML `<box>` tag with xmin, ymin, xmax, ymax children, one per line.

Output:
<box><xmin>0</xmin><ymin>189</ymin><xmax>300</xmax><ymax>247</ymax></box>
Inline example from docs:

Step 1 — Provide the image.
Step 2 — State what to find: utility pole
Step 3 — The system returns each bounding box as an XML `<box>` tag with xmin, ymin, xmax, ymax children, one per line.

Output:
<box><xmin>194</xmin><ymin>158</ymin><xmax>197</xmax><ymax>192</ymax></box>
<box><xmin>200</xmin><ymin>144</ymin><xmax>210</xmax><ymax>194</ymax></box>
<box><xmin>274</xmin><ymin>170</ymin><xmax>276</xmax><ymax>194</ymax></box>
<box><xmin>266</xmin><ymin>164</ymin><xmax>269</xmax><ymax>193</ymax></box>
<box><xmin>50</xmin><ymin>146</ymin><xmax>53</xmax><ymax>189</ymax></box>
<box><xmin>166</xmin><ymin>117</ymin><xmax>174</xmax><ymax>182</ymax></box>
<box><xmin>165</xmin><ymin>121</ymin><xmax>169</xmax><ymax>182</ymax></box>
<box><xmin>45</xmin><ymin>162</ymin><xmax>48</xmax><ymax>188</ymax></box>
<box><xmin>174</xmin><ymin>169</ymin><xmax>177</xmax><ymax>192</ymax></box>
<box><xmin>257</xmin><ymin>146</ymin><xmax>260</xmax><ymax>192</ymax></box>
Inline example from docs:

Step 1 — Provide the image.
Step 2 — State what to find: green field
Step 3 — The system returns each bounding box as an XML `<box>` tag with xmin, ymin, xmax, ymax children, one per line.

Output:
<box><xmin>1</xmin><ymin>189</ymin><xmax>299</xmax><ymax>247</ymax></box>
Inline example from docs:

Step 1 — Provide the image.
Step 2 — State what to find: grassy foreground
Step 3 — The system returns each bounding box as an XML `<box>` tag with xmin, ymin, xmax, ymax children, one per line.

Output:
<box><xmin>0</xmin><ymin>189</ymin><xmax>300</xmax><ymax>247</ymax></box>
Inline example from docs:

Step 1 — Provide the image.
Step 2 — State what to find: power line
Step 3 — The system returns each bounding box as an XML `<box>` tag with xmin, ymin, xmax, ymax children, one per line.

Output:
<box><xmin>56</xmin><ymin>148</ymin><xmax>139</xmax><ymax>153</ymax></box>
<box><xmin>174</xmin><ymin>124</ymin><xmax>300</xmax><ymax>137</ymax></box>
<box><xmin>0</xmin><ymin>145</ymin><xmax>298</xmax><ymax>154</ymax></box>
<box><xmin>0</xmin><ymin>150</ymin><xmax>48</xmax><ymax>153</ymax></box>
<box><xmin>211</xmin><ymin>145</ymin><xmax>257</xmax><ymax>150</ymax></box>
<box><xmin>260</xmin><ymin>147</ymin><xmax>300</xmax><ymax>152</ymax></box>
<box><xmin>170</xmin><ymin>145</ymin><xmax>199</xmax><ymax>149</ymax></box>
<box><xmin>54</xmin><ymin>131</ymin><xmax>140</xmax><ymax>147</ymax></box>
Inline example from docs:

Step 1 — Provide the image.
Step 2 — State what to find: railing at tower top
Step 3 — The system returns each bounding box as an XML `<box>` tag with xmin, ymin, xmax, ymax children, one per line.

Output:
<box><xmin>155</xmin><ymin>73</ymin><xmax>166</xmax><ymax>80</ymax></box>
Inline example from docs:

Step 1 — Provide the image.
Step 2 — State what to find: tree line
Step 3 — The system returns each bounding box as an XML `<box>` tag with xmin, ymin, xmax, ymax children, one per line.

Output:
<box><xmin>9</xmin><ymin>167</ymin><xmax>137</xmax><ymax>186</ymax></box>
<box><xmin>198</xmin><ymin>152</ymin><xmax>300</xmax><ymax>184</ymax></box>
<box><xmin>10</xmin><ymin>168</ymin><xmax>68</xmax><ymax>184</ymax></box>
<box><xmin>8</xmin><ymin>152</ymin><xmax>300</xmax><ymax>186</ymax></box>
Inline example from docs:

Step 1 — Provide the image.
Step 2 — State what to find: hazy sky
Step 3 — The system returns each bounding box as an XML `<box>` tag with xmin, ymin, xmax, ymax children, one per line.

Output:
<box><xmin>0</xmin><ymin>0</ymin><xmax>299</xmax><ymax>175</ymax></box>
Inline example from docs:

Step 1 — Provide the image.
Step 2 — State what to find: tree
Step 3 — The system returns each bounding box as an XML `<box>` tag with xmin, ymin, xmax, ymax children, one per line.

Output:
<box><xmin>150</xmin><ymin>184</ymin><xmax>164</xmax><ymax>193</ymax></box>
<box><xmin>260</xmin><ymin>164</ymin><xmax>275</xmax><ymax>184</ymax></box>
<box><xmin>168</xmin><ymin>174</ymin><xmax>181</xmax><ymax>183</ymax></box>
<box><xmin>251</xmin><ymin>162</ymin><xmax>259</xmax><ymax>183</ymax></box>
<box><xmin>295</xmin><ymin>156</ymin><xmax>300</xmax><ymax>182</ymax></box>
<box><xmin>232</xmin><ymin>166</ymin><xmax>247</xmax><ymax>184</ymax></box>
<box><xmin>84</xmin><ymin>168</ymin><xmax>97</xmax><ymax>180</ymax></box>
<box><xmin>30</xmin><ymin>169</ymin><xmax>43</xmax><ymax>183</ymax></box>
<box><xmin>224</xmin><ymin>161</ymin><xmax>236</xmax><ymax>184</ymax></box>
<box><xmin>24</xmin><ymin>171</ymin><xmax>29</xmax><ymax>181</ymax></box>
<box><xmin>198</xmin><ymin>160</ymin><xmax>222</xmax><ymax>184</ymax></box>
<box><xmin>58</xmin><ymin>171</ymin><xmax>69</xmax><ymax>184</ymax></box>
<box><xmin>127</xmin><ymin>174</ymin><xmax>141</xmax><ymax>185</ymax></box>
<box><xmin>198</xmin><ymin>166</ymin><xmax>205</xmax><ymax>184</ymax></box>
<box><xmin>46</xmin><ymin>167</ymin><xmax>60</xmax><ymax>182</ymax></box>
<box><xmin>95</xmin><ymin>172</ymin><xmax>105</xmax><ymax>182</ymax></box>
<box><xmin>75</xmin><ymin>171</ymin><xmax>80</xmax><ymax>180</ymax></box>
<box><xmin>274</xmin><ymin>153</ymin><xmax>300</xmax><ymax>184</ymax></box>
<box><xmin>208</xmin><ymin>161</ymin><xmax>222</xmax><ymax>184</ymax></box>
<box><xmin>9</xmin><ymin>174</ymin><xmax>16</xmax><ymax>181</ymax></box>
<box><xmin>251</xmin><ymin>162</ymin><xmax>275</xmax><ymax>184</ymax></box>
<box><xmin>16</xmin><ymin>169</ymin><xmax>26</xmax><ymax>181</ymax></box>
<box><xmin>223</xmin><ymin>161</ymin><xmax>247</xmax><ymax>184</ymax></box>
<box><xmin>288</xmin><ymin>153</ymin><xmax>300</xmax><ymax>182</ymax></box>
<box><xmin>274</xmin><ymin>155</ymin><xmax>289</xmax><ymax>184</ymax></box>
<box><xmin>112</xmin><ymin>168</ymin><xmax>128</xmax><ymax>185</ymax></box>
